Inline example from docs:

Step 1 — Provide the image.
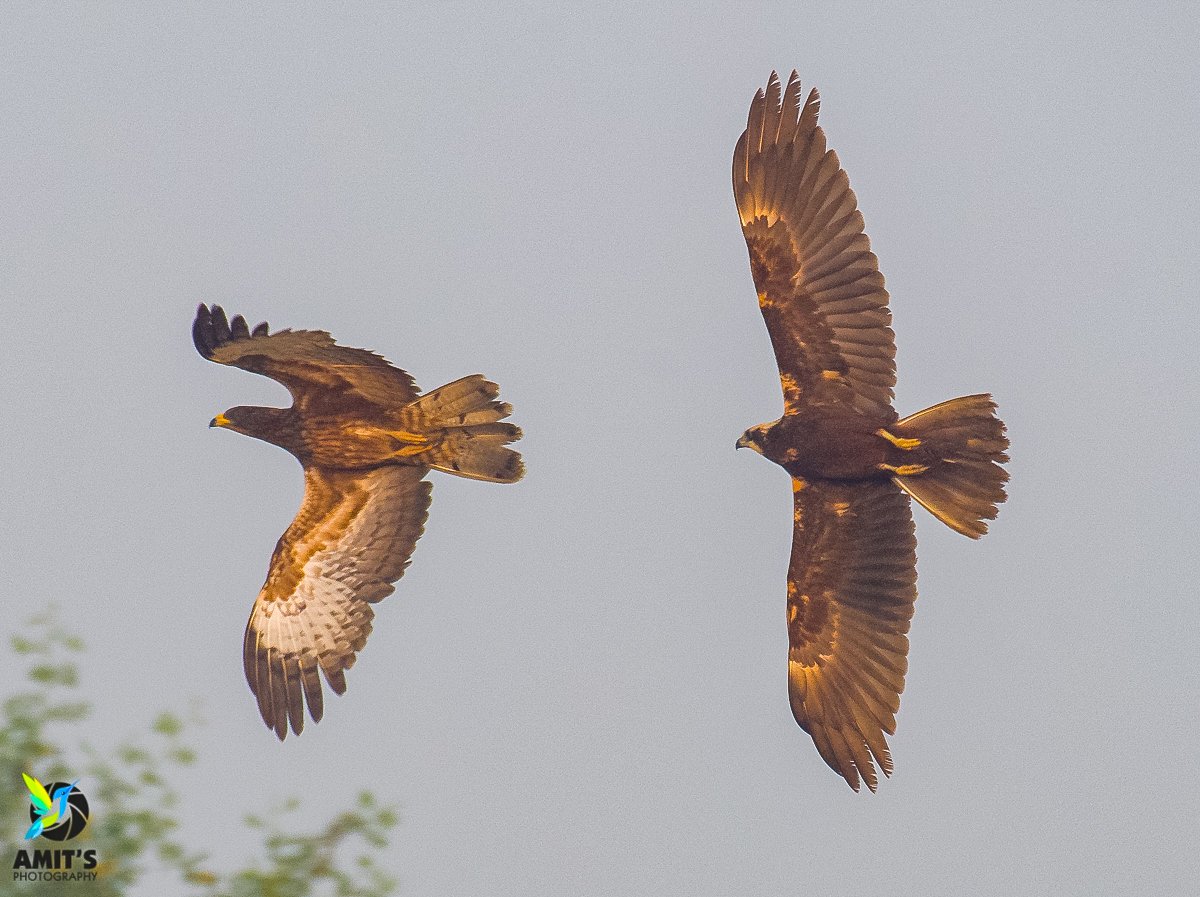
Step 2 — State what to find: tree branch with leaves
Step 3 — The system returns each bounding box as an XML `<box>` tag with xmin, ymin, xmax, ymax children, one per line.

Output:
<box><xmin>0</xmin><ymin>609</ymin><xmax>398</xmax><ymax>896</ymax></box>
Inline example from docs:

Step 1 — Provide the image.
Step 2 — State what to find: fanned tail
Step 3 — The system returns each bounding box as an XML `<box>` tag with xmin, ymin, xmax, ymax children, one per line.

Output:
<box><xmin>890</xmin><ymin>394</ymin><xmax>1009</xmax><ymax>538</ymax></box>
<box><xmin>403</xmin><ymin>375</ymin><xmax>524</xmax><ymax>483</ymax></box>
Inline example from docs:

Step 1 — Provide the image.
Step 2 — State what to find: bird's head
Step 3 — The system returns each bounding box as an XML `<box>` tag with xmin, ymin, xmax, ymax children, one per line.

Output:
<box><xmin>736</xmin><ymin>424</ymin><xmax>769</xmax><ymax>455</ymax></box>
<box><xmin>210</xmin><ymin>406</ymin><xmax>249</xmax><ymax>434</ymax></box>
<box><xmin>209</xmin><ymin>405</ymin><xmax>292</xmax><ymax>439</ymax></box>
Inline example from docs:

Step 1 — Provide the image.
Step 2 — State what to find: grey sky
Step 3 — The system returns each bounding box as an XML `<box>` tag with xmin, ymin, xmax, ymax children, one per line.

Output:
<box><xmin>1</xmin><ymin>2</ymin><xmax>1197</xmax><ymax>895</ymax></box>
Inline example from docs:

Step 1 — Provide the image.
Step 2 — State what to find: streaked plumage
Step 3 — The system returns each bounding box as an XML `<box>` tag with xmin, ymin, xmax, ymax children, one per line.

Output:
<box><xmin>193</xmin><ymin>304</ymin><xmax>523</xmax><ymax>739</ymax></box>
<box><xmin>733</xmin><ymin>72</ymin><xmax>1009</xmax><ymax>791</ymax></box>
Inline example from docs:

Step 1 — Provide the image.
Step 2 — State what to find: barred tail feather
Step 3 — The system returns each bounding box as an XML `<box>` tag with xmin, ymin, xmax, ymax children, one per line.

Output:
<box><xmin>405</xmin><ymin>376</ymin><xmax>524</xmax><ymax>483</ymax></box>
<box><xmin>403</xmin><ymin>375</ymin><xmax>513</xmax><ymax>428</ymax></box>
<box><xmin>891</xmin><ymin>394</ymin><xmax>1009</xmax><ymax>539</ymax></box>
<box><xmin>425</xmin><ymin>423</ymin><xmax>525</xmax><ymax>483</ymax></box>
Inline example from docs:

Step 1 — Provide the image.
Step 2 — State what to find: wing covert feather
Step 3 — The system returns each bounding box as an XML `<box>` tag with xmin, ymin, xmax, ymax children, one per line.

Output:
<box><xmin>787</xmin><ymin>478</ymin><xmax>917</xmax><ymax>791</ymax></box>
<box><xmin>243</xmin><ymin>464</ymin><xmax>432</xmax><ymax>739</ymax></box>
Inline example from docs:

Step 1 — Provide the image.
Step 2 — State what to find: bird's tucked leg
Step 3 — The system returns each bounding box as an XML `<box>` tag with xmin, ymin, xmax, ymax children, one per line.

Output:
<box><xmin>388</xmin><ymin>430</ymin><xmax>432</xmax><ymax>457</ymax></box>
<box><xmin>876</xmin><ymin>428</ymin><xmax>921</xmax><ymax>450</ymax></box>
<box><xmin>879</xmin><ymin>462</ymin><xmax>929</xmax><ymax>476</ymax></box>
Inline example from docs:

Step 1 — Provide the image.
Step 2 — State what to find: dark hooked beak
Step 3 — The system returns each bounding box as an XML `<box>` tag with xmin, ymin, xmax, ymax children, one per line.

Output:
<box><xmin>209</xmin><ymin>413</ymin><xmax>230</xmax><ymax>429</ymax></box>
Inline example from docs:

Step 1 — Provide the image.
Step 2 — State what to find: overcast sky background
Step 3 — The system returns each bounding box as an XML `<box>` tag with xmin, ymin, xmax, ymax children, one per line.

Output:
<box><xmin>1</xmin><ymin>2</ymin><xmax>1197</xmax><ymax>895</ymax></box>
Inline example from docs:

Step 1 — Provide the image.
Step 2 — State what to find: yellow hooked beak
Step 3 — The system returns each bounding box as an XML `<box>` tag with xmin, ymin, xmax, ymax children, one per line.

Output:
<box><xmin>209</xmin><ymin>413</ymin><xmax>231</xmax><ymax>429</ymax></box>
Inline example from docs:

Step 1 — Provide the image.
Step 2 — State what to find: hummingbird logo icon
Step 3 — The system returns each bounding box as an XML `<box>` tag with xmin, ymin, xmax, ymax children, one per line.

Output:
<box><xmin>23</xmin><ymin>774</ymin><xmax>87</xmax><ymax>840</ymax></box>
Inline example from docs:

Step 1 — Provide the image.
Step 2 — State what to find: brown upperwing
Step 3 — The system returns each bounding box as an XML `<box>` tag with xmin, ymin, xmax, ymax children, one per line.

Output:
<box><xmin>243</xmin><ymin>465</ymin><xmax>432</xmax><ymax>739</ymax></box>
<box><xmin>193</xmin><ymin>303</ymin><xmax>420</xmax><ymax>414</ymax></box>
<box><xmin>787</xmin><ymin>477</ymin><xmax>917</xmax><ymax>792</ymax></box>
<box><xmin>733</xmin><ymin>71</ymin><xmax>897</xmax><ymax>421</ymax></box>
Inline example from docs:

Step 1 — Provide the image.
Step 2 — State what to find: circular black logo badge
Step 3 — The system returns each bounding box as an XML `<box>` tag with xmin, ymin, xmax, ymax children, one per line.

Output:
<box><xmin>29</xmin><ymin>782</ymin><xmax>89</xmax><ymax>841</ymax></box>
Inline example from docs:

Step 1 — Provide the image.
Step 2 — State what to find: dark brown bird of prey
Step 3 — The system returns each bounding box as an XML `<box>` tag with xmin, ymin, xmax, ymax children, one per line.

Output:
<box><xmin>193</xmin><ymin>304</ymin><xmax>523</xmax><ymax>740</ymax></box>
<box><xmin>733</xmin><ymin>72</ymin><xmax>1009</xmax><ymax>791</ymax></box>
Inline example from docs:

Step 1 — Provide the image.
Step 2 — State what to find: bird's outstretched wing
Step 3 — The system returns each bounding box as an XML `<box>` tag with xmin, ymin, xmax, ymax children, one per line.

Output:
<box><xmin>733</xmin><ymin>71</ymin><xmax>897</xmax><ymax>421</ymax></box>
<box><xmin>193</xmin><ymin>303</ymin><xmax>419</xmax><ymax>414</ymax></box>
<box><xmin>243</xmin><ymin>464</ymin><xmax>432</xmax><ymax>739</ymax></box>
<box><xmin>787</xmin><ymin>477</ymin><xmax>917</xmax><ymax>792</ymax></box>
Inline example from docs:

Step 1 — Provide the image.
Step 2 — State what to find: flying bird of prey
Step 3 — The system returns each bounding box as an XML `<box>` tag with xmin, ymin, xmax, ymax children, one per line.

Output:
<box><xmin>733</xmin><ymin>72</ymin><xmax>1009</xmax><ymax>791</ymax></box>
<box><xmin>193</xmin><ymin>304</ymin><xmax>523</xmax><ymax>740</ymax></box>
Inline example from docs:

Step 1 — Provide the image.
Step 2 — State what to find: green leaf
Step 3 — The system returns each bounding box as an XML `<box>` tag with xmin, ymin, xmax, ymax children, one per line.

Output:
<box><xmin>29</xmin><ymin>663</ymin><xmax>78</xmax><ymax>685</ymax></box>
<box><xmin>167</xmin><ymin>747</ymin><xmax>197</xmax><ymax>765</ymax></box>
<box><xmin>10</xmin><ymin>635</ymin><xmax>38</xmax><ymax>654</ymax></box>
<box><xmin>63</xmin><ymin>635</ymin><xmax>86</xmax><ymax>652</ymax></box>
<box><xmin>153</xmin><ymin>713</ymin><xmax>183</xmax><ymax>737</ymax></box>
